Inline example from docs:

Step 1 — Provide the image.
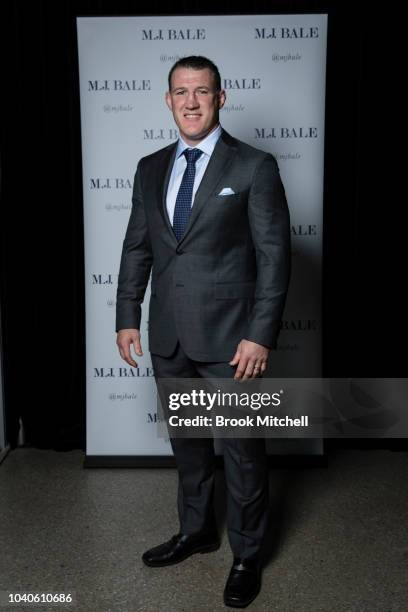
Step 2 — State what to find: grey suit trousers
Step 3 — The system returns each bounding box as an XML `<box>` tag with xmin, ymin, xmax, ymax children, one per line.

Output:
<box><xmin>151</xmin><ymin>341</ymin><xmax>269</xmax><ymax>563</ymax></box>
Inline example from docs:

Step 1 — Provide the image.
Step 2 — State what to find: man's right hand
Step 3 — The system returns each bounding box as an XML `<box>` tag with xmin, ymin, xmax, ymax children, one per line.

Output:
<box><xmin>116</xmin><ymin>329</ymin><xmax>143</xmax><ymax>368</ymax></box>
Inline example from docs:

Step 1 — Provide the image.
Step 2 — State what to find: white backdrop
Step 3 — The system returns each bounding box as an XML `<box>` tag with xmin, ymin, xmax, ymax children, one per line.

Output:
<box><xmin>76</xmin><ymin>14</ymin><xmax>328</xmax><ymax>458</ymax></box>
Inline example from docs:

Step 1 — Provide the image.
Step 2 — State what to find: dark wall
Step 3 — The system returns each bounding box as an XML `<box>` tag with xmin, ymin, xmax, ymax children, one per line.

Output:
<box><xmin>0</xmin><ymin>2</ymin><xmax>399</xmax><ymax>450</ymax></box>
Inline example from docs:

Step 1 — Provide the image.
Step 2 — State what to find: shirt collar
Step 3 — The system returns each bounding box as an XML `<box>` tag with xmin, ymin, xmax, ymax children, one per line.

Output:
<box><xmin>176</xmin><ymin>123</ymin><xmax>222</xmax><ymax>159</ymax></box>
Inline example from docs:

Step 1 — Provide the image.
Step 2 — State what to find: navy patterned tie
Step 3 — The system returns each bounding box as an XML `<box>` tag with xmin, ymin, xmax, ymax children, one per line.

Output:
<box><xmin>173</xmin><ymin>148</ymin><xmax>203</xmax><ymax>241</ymax></box>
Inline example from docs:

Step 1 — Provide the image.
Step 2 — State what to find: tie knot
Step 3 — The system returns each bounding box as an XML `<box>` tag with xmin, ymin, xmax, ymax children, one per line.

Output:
<box><xmin>183</xmin><ymin>148</ymin><xmax>203</xmax><ymax>165</ymax></box>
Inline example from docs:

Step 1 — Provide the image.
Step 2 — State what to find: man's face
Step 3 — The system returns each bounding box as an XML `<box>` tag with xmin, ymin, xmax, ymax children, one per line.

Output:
<box><xmin>165</xmin><ymin>67</ymin><xmax>226</xmax><ymax>145</ymax></box>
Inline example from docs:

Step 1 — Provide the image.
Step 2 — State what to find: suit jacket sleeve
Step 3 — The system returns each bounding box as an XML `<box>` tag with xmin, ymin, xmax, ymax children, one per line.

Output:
<box><xmin>115</xmin><ymin>160</ymin><xmax>153</xmax><ymax>332</ymax></box>
<box><xmin>245</xmin><ymin>153</ymin><xmax>291</xmax><ymax>349</ymax></box>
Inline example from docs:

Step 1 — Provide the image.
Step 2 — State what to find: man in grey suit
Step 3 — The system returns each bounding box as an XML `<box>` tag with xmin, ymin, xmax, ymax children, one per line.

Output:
<box><xmin>116</xmin><ymin>56</ymin><xmax>291</xmax><ymax>608</ymax></box>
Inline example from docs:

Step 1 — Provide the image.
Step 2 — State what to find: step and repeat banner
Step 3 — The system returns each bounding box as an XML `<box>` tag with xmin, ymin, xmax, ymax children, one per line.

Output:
<box><xmin>77</xmin><ymin>14</ymin><xmax>328</xmax><ymax>458</ymax></box>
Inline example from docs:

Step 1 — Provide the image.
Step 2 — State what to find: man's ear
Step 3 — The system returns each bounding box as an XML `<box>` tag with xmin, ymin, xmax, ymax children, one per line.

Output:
<box><xmin>165</xmin><ymin>91</ymin><xmax>173</xmax><ymax>111</ymax></box>
<box><xmin>218</xmin><ymin>89</ymin><xmax>226</xmax><ymax>110</ymax></box>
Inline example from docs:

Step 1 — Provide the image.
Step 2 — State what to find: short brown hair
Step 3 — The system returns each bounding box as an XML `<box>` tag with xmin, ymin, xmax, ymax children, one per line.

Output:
<box><xmin>168</xmin><ymin>55</ymin><xmax>221</xmax><ymax>92</ymax></box>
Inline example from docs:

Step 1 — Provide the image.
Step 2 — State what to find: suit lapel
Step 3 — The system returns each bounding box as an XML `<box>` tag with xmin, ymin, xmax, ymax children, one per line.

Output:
<box><xmin>179</xmin><ymin>129</ymin><xmax>238</xmax><ymax>245</ymax></box>
<box><xmin>156</xmin><ymin>142</ymin><xmax>178</xmax><ymax>246</ymax></box>
<box><xmin>157</xmin><ymin>127</ymin><xmax>238</xmax><ymax>246</ymax></box>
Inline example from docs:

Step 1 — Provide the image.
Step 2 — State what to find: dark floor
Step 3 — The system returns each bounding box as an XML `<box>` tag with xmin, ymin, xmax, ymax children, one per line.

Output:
<box><xmin>0</xmin><ymin>447</ymin><xmax>407</xmax><ymax>611</ymax></box>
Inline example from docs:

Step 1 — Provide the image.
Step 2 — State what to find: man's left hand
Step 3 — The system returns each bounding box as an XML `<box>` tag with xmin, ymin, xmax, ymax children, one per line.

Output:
<box><xmin>229</xmin><ymin>339</ymin><xmax>269</xmax><ymax>380</ymax></box>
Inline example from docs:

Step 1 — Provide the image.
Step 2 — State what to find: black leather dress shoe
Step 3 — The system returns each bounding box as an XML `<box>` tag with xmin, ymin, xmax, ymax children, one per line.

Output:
<box><xmin>142</xmin><ymin>531</ymin><xmax>220</xmax><ymax>567</ymax></box>
<box><xmin>223</xmin><ymin>557</ymin><xmax>262</xmax><ymax>608</ymax></box>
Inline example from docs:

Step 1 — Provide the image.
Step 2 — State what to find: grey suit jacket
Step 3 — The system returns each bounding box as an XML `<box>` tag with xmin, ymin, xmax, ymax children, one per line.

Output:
<box><xmin>115</xmin><ymin>127</ymin><xmax>291</xmax><ymax>361</ymax></box>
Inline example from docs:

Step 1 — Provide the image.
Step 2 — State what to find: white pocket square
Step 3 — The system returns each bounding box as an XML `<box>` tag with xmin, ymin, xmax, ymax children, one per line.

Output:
<box><xmin>218</xmin><ymin>187</ymin><xmax>235</xmax><ymax>196</ymax></box>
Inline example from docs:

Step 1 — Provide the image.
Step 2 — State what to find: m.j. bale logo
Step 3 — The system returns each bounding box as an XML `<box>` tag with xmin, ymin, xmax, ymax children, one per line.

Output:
<box><xmin>94</xmin><ymin>366</ymin><xmax>154</xmax><ymax>378</ymax></box>
<box><xmin>254</xmin><ymin>26</ymin><xmax>319</xmax><ymax>39</ymax></box>
<box><xmin>141</xmin><ymin>28</ymin><xmax>206</xmax><ymax>40</ymax></box>
<box><xmin>89</xmin><ymin>178</ymin><xmax>132</xmax><ymax>189</ymax></box>
<box><xmin>88</xmin><ymin>80</ymin><xmax>150</xmax><ymax>91</ymax></box>
<box><xmin>255</xmin><ymin>127</ymin><xmax>318</xmax><ymax>139</ymax></box>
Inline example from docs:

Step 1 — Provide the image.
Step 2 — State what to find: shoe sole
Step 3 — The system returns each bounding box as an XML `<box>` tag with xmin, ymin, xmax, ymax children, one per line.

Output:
<box><xmin>223</xmin><ymin>579</ymin><xmax>261</xmax><ymax>608</ymax></box>
<box><xmin>142</xmin><ymin>541</ymin><xmax>220</xmax><ymax>567</ymax></box>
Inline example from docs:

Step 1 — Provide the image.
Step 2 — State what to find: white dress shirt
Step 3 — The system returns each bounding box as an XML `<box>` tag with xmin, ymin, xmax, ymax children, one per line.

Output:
<box><xmin>166</xmin><ymin>123</ymin><xmax>222</xmax><ymax>225</ymax></box>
